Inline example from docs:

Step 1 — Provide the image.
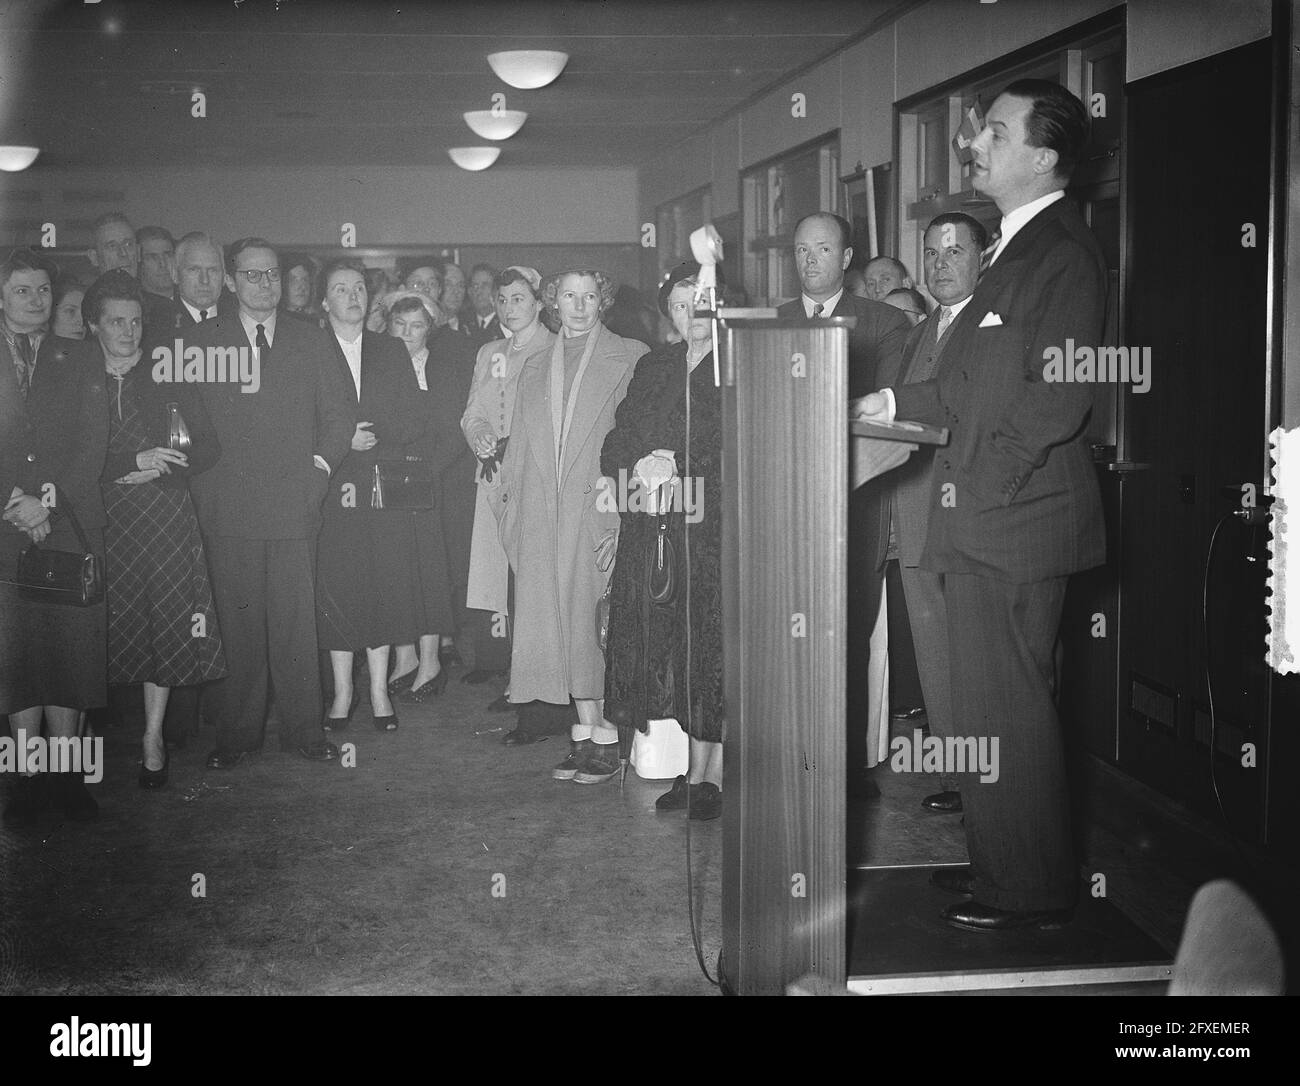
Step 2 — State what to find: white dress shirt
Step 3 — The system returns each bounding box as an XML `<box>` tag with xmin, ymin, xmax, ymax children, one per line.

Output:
<box><xmin>802</xmin><ymin>288</ymin><xmax>844</xmax><ymax>318</ymax></box>
<box><xmin>987</xmin><ymin>189</ymin><xmax>1064</xmax><ymax>266</ymax></box>
<box><xmin>238</xmin><ymin>309</ymin><xmax>276</xmax><ymax>350</ymax></box>
<box><xmin>181</xmin><ymin>298</ymin><xmax>212</xmax><ymax>324</ymax></box>
<box><xmin>334</xmin><ymin>331</ymin><xmax>363</xmax><ymax>401</ymax></box>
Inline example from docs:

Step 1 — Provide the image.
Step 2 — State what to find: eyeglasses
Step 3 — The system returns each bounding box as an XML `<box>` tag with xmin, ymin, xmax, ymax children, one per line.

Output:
<box><xmin>236</xmin><ymin>268</ymin><xmax>281</xmax><ymax>285</ymax></box>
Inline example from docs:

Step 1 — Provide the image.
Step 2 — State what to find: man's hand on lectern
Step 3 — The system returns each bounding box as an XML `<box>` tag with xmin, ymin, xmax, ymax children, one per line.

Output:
<box><xmin>852</xmin><ymin>391</ymin><xmax>892</xmax><ymax>422</ymax></box>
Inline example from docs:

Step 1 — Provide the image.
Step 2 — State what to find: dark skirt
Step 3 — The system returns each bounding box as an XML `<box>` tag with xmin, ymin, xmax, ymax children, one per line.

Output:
<box><xmin>0</xmin><ymin>521</ymin><xmax>107</xmax><ymax>714</ymax></box>
<box><xmin>316</xmin><ymin>507</ymin><xmax>426</xmax><ymax>652</ymax></box>
<box><xmin>409</xmin><ymin>507</ymin><xmax>454</xmax><ymax>636</ymax></box>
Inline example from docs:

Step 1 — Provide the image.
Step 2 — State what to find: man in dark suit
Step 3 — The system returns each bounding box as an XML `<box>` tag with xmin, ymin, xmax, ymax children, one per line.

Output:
<box><xmin>188</xmin><ymin>238</ymin><xmax>354</xmax><ymax>767</ymax></box>
<box><xmin>136</xmin><ymin>226</ymin><xmax>176</xmax><ymax>306</ymax></box>
<box><xmin>466</xmin><ymin>263</ymin><xmax>503</xmax><ymax>344</ymax></box>
<box><xmin>777</xmin><ymin>212</ymin><xmax>910</xmax><ymax>793</ymax></box>
<box><xmin>861</xmin><ymin>80</ymin><xmax>1107</xmax><ymax>930</ymax></box>
<box><xmin>878</xmin><ymin>213</ymin><xmax>988</xmax><ymax>818</ymax></box>
<box><xmin>169</xmin><ymin>232</ymin><xmax>226</xmax><ymax>329</ymax></box>
<box><xmin>87</xmin><ymin>212</ymin><xmax>172</xmax><ymax>336</ymax></box>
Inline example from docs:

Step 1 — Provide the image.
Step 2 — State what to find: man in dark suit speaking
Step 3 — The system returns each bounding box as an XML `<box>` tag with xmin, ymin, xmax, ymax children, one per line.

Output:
<box><xmin>778</xmin><ymin>213</ymin><xmax>910</xmax><ymax>793</ymax></box>
<box><xmin>188</xmin><ymin>238</ymin><xmax>354</xmax><ymax>768</ymax></box>
<box><xmin>859</xmin><ymin>81</ymin><xmax>1107</xmax><ymax>930</ymax></box>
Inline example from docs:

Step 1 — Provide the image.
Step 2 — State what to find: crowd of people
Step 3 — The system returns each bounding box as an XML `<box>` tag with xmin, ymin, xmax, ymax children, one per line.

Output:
<box><xmin>0</xmin><ymin>214</ymin><xmax>731</xmax><ymax>826</ymax></box>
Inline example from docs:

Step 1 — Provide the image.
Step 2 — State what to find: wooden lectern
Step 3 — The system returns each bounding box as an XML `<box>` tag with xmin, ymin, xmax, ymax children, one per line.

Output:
<box><xmin>718</xmin><ymin>316</ymin><xmax>925</xmax><ymax>995</ymax></box>
<box><xmin>719</xmin><ymin>316</ymin><xmax>848</xmax><ymax>996</ymax></box>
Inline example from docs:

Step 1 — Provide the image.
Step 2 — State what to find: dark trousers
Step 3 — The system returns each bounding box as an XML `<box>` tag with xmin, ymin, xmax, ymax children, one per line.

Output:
<box><xmin>896</xmin><ymin>561</ymin><xmax>956</xmax><ymax>793</ymax></box>
<box><xmin>203</xmin><ymin>536</ymin><xmax>322</xmax><ymax>752</ymax></box>
<box><xmin>885</xmin><ymin>559</ymin><xmax>925</xmax><ymax>712</ymax></box>
<box><xmin>468</xmin><ymin>608</ymin><xmax>511</xmax><ymax>671</ymax></box>
<box><xmin>945</xmin><ymin>572</ymin><xmax>1074</xmax><ymax>912</ymax></box>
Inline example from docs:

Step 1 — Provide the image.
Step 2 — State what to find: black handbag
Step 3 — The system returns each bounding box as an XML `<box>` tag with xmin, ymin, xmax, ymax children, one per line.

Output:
<box><xmin>646</xmin><ymin>480</ymin><xmax>679</xmax><ymax>607</ymax></box>
<box><xmin>371</xmin><ymin>457</ymin><xmax>436</xmax><ymax>510</ymax></box>
<box><xmin>14</xmin><ymin>498</ymin><xmax>104</xmax><ymax>607</ymax></box>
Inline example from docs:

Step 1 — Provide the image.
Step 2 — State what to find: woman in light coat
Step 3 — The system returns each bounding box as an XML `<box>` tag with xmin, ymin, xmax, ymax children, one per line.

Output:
<box><xmin>489</xmin><ymin>269</ymin><xmax>648</xmax><ymax>785</ymax></box>
<box><xmin>461</xmin><ymin>267</ymin><xmax>552</xmax><ymax>712</ymax></box>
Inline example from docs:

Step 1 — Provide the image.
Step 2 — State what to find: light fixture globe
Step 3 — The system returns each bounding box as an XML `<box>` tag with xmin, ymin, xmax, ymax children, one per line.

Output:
<box><xmin>0</xmin><ymin>146</ymin><xmax>40</xmax><ymax>172</ymax></box>
<box><xmin>448</xmin><ymin>146</ymin><xmax>501</xmax><ymax>171</ymax></box>
<box><xmin>463</xmin><ymin>110</ymin><xmax>527</xmax><ymax>141</ymax></box>
<box><xmin>486</xmin><ymin>50</ymin><xmax>568</xmax><ymax>90</ymax></box>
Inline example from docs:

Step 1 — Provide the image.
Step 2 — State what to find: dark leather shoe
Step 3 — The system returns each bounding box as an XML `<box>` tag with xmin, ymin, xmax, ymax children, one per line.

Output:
<box><xmin>486</xmin><ymin>694</ymin><xmax>513</xmax><ymax>713</ymax></box>
<box><xmin>891</xmin><ymin>705</ymin><xmax>927</xmax><ymax>721</ymax></box>
<box><xmin>502</xmin><ymin>728</ymin><xmax>548</xmax><ymax>746</ymax></box>
<box><xmin>930</xmin><ymin>867</ymin><xmax>975</xmax><ymax>895</ymax></box>
<box><xmin>922</xmin><ymin>790</ymin><xmax>962</xmax><ymax>813</ymax></box>
<box><xmin>941</xmin><ymin>900</ymin><xmax>1073</xmax><ymax>932</ymax></box>
<box><xmin>296</xmin><ymin>741</ymin><xmax>339</xmax><ymax>762</ymax></box>
<box><xmin>139</xmin><ymin>749</ymin><xmax>170</xmax><ymax>790</ymax></box>
<box><xmin>205</xmin><ymin>749</ymin><xmax>245</xmax><ymax>770</ymax></box>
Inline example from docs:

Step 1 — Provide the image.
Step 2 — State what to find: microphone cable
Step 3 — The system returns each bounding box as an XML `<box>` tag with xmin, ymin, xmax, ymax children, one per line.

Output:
<box><xmin>682</xmin><ymin>308</ymin><xmax>720</xmax><ymax>988</ymax></box>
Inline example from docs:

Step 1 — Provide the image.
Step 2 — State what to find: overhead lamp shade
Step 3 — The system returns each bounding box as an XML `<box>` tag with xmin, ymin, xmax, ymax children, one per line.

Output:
<box><xmin>448</xmin><ymin>146</ymin><xmax>501</xmax><ymax>171</ymax></box>
<box><xmin>0</xmin><ymin>146</ymin><xmax>40</xmax><ymax>172</ymax></box>
<box><xmin>486</xmin><ymin>50</ymin><xmax>568</xmax><ymax>90</ymax></box>
<box><xmin>463</xmin><ymin>109</ymin><xmax>528</xmax><ymax>141</ymax></box>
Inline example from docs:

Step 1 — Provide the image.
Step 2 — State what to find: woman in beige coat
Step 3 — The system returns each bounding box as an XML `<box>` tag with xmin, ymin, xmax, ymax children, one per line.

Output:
<box><xmin>461</xmin><ymin>267</ymin><xmax>552</xmax><ymax>703</ymax></box>
<box><xmin>490</xmin><ymin>269</ymin><xmax>648</xmax><ymax>785</ymax></box>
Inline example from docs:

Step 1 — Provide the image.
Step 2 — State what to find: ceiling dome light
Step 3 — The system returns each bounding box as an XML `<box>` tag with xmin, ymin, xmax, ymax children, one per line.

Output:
<box><xmin>463</xmin><ymin>109</ymin><xmax>528</xmax><ymax>141</ymax></box>
<box><xmin>448</xmin><ymin>146</ymin><xmax>501</xmax><ymax>171</ymax></box>
<box><xmin>486</xmin><ymin>50</ymin><xmax>568</xmax><ymax>89</ymax></box>
<box><xmin>0</xmin><ymin>146</ymin><xmax>40</xmax><ymax>172</ymax></box>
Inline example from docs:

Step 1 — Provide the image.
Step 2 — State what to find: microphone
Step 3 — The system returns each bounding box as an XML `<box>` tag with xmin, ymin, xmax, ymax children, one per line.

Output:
<box><xmin>689</xmin><ymin>224</ymin><xmax>723</xmax><ymax>309</ymax></box>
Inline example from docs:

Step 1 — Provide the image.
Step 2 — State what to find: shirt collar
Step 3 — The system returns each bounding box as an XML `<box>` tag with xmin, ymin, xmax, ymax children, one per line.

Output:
<box><xmin>994</xmin><ymin>189</ymin><xmax>1065</xmax><ymax>262</ymax></box>
<box><xmin>238</xmin><ymin>309</ymin><xmax>277</xmax><ymax>347</ymax></box>
<box><xmin>802</xmin><ymin>287</ymin><xmax>844</xmax><ymax>318</ymax></box>
<box><xmin>181</xmin><ymin>298</ymin><xmax>209</xmax><ymax>323</ymax></box>
<box><xmin>942</xmin><ymin>295</ymin><xmax>975</xmax><ymax>320</ymax></box>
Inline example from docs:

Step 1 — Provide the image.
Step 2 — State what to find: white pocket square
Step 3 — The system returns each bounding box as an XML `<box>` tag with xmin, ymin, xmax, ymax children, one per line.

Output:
<box><xmin>978</xmin><ymin>311</ymin><xmax>1004</xmax><ymax>327</ymax></box>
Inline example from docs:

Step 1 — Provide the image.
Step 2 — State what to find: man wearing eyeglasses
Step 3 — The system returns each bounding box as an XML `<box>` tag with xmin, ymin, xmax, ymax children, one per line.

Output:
<box><xmin>188</xmin><ymin>237</ymin><xmax>354</xmax><ymax>769</ymax></box>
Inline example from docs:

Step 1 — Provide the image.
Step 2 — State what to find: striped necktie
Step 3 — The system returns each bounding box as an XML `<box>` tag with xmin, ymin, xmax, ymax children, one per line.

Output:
<box><xmin>812</xmin><ymin>302</ymin><xmax>824</xmax><ymax>318</ymax></box>
<box><xmin>936</xmin><ymin>306</ymin><xmax>954</xmax><ymax>340</ymax></box>
<box><xmin>980</xmin><ymin>230</ymin><xmax>1002</xmax><ymax>272</ymax></box>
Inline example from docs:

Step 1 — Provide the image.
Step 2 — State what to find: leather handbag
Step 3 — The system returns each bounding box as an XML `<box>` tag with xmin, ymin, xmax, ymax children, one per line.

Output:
<box><xmin>371</xmin><ymin>457</ymin><xmax>436</xmax><ymax>510</ymax></box>
<box><xmin>14</xmin><ymin>498</ymin><xmax>104</xmax><ymax>607</ymax></box>
<box><xmin>646</xmin><ymin>480</ymin><xmax>679</xmax><ymax>607</ymax></box>
<box><xmin>164</xmin><ymin>401</ymin><xmax>192</xmax><ymax>452</ymax></box>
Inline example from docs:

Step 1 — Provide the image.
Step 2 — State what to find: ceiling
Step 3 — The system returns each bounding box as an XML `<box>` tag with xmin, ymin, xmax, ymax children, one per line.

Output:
<box><xmin>1</xmin><ymin>0</ymin><xmax>908</xmax><ymax>171</ymax></box>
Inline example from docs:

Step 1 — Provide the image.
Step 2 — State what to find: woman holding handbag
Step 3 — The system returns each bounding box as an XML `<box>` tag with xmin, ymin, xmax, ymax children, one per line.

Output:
<box><xmin>600</xmin><ymin>262</ymin><xmax>726</xmax><ymax>820</ymax></box>
<box><xmin>314</xmin><ymin>262</ymin><xmax>428</xmax><ymax>731</ymax></box>
<box><xmin>1</xmin><ymin>249</ymin><xmax>109</xmax><ymax>824</ymax></box>
<box><xmin>382</xmin><ymin>291</ymin><xmax>462</xmax><ymax>702</ymax></box>
<box><xmin>89</xmin><ymin>270</ymin><xmax>228</xmax><ymax>790</ymax></box>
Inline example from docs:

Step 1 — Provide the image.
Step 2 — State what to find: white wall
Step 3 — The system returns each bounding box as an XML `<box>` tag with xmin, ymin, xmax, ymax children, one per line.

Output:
<box><xmin>0</xmin><ymin>165</ymin><xmax>640</xmax><ymax>249</ymax></box>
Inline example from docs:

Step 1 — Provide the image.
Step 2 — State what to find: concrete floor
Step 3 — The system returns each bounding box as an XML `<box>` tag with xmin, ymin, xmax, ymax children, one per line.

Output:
<box><xmin>2</xmin><ymin>676</ymin><xmax>1291</xmax><ymax>994</ymax></box>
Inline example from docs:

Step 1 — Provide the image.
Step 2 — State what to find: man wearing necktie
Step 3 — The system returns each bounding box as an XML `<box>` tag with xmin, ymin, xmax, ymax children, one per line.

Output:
<box><xmin>776</xmin><ymin>213</ymin><xmax>911</xmax><ymax>796</ymax></box>
<box><xmin>187</xmin><ymin>238</ymin><xmax>353</xmax><ymax>768</ymax></box>
<box><xmin>859</xmin><ymin>81</ymin><xmax>1108</xmax><ymax>931</ymax></box>
<box><xmin>876</xmin><ymin>213</ymin><xmax>987</xmax><ymax>822</ymax></box>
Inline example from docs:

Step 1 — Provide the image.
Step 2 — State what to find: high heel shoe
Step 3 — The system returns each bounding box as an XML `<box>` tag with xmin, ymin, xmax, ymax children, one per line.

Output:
<box><xmin>386</xmin><ymin>669</ymin><xmax>417</xmax><ymax>696</ymax></box>
<box><xmin>138</xmin><ymin>747</ymin><xmax>170</xmax><ymax>790</ymax></box>
<box><xmin>401</xmin><ymin>670</ymin><xmax>448</xmax><ymax>703</ymax></box>
<box><xmin>323</xmin><ymin>688</ymin><xmax>360</xmax><ymax>732</ymax></box>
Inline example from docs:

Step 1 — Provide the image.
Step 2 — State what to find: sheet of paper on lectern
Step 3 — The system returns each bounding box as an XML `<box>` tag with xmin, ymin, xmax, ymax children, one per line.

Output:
<box><xmin>1267</xmin><ymin>426</ymin><xmax>1298</xmax><ymax>675</ymax></box>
